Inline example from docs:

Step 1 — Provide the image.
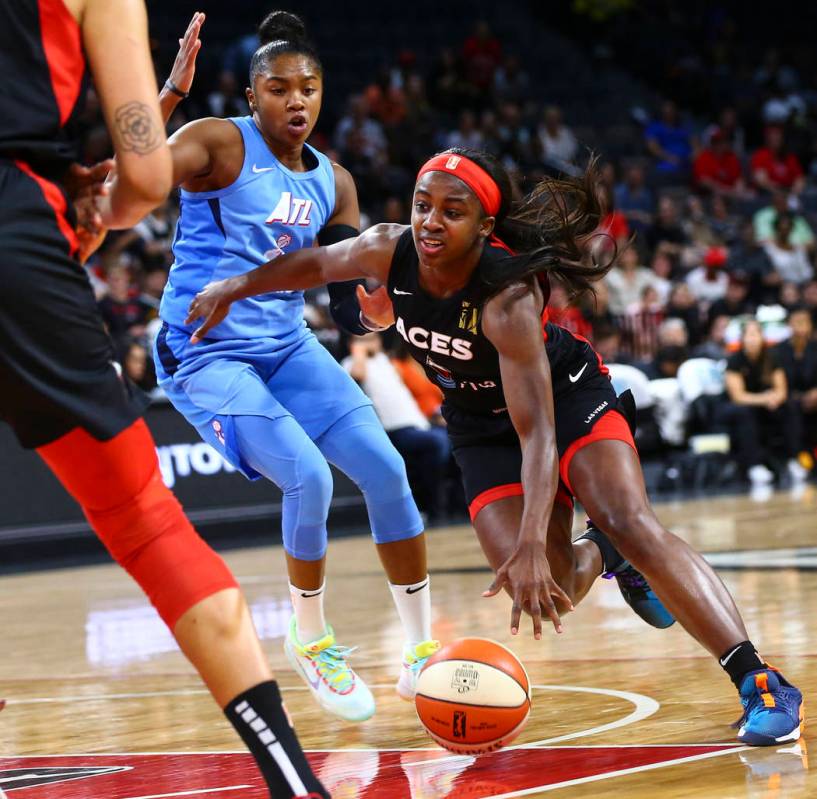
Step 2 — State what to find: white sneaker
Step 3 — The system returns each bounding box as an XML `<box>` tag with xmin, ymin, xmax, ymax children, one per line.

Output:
<box><xmin>396</xmin><ymin>639</ymin><xmax>441</xmax><ymax>701</ymax></box>
<box><xmin>748</xmin><ymin>464</ymin><xmax>774</xmax><ymax>485</ymax></box>
<box><xmin>787</xmin><ymin>459</ymin><xmax>808</xmax><ymax>483</ymax></box>
<box><xmin>284</xmin><ymin>616</ymin><xmax>375</xmax><ymax>722</ymax></box>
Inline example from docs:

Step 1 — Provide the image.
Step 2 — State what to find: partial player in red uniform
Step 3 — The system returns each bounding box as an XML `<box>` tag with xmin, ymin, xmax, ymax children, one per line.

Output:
<box><xmin>0</xmin><ymin>2</ymin><xmax>326</xmax><ymax>796</ymax></box>
<box><xmin>188</xmin><ymin>147</ymin><xmax>804</xmax><ymax>748</ymax></box>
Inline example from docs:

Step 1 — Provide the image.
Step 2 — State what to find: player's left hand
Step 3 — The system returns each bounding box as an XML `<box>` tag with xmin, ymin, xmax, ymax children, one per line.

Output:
<box><xmin>167</xmin><ymin>12</ymin><xmax>205</xmax><ymax>97</ymax></box>
<box><xmin>483</xmin><ymin>540</ymin><xmax>573</xmax><ymax>639</ymax></box>
<box><xmin>186</xmin><ymin>278</ymin><xmax>236</xmax><ymax>343</ymax></box>
<box><xmin>356</xmin><ymin>284</ymin><xmax>395</xmax><ymax>329</ymax></box>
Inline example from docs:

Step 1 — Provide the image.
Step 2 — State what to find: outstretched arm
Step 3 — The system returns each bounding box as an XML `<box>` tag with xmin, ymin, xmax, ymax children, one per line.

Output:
<box><xmin>481</xmin><ymin>281</ymin><xmax>572</xmax><ymax>638</ymax></box>
<box><xmin>185</xmin><ymin>223</ymin><xmax>404</xmax><ymax>342</ymax></box>
<box><xmin>321</xmin><ymin>164</ymin><xmax>395</xmax><ymax>334</ymax></box>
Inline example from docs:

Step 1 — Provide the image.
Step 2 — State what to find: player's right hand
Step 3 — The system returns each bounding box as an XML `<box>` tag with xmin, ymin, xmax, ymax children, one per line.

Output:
<box><xmin>483</xmin><ymin>539</ymin><xmax>573</xmax><ymax>639</ymax></box>
<box><xmin>167</xmin><ymin>12</ymin><xmax>205</xmax><ymax>97</ymax></box>
<box><xmin>186</xmin><ymin>279</ymin><xmax>235</xmax><ymax>343</ymax></box>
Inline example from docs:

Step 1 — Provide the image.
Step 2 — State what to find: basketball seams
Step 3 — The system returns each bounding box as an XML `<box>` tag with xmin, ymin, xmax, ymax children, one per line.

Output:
<box><xmin>414</xmin><ymin>692</ymin><xmax>530</xmax><ymax>711</ymax></box>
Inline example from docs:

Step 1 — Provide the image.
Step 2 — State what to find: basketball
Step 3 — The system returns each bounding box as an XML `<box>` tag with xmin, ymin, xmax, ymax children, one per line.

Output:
<box><xmin>414</xmin><ymin>638</ymin><xmax>531</xmax><ymax>755</ymax></box>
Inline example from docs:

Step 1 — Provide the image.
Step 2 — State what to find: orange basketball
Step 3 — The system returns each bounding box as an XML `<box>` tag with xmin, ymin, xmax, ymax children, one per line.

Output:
<box><xmin>414</xmin><ymin>638</ymin><xmax>531</xmax><ymax>755</ymax></box>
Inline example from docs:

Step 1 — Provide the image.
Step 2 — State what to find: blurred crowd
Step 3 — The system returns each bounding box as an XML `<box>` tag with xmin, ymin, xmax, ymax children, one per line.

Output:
<box><xmin>79</xmin><ymin>14</ymin><xmax>817</xmax><ymax>509</ymax></box>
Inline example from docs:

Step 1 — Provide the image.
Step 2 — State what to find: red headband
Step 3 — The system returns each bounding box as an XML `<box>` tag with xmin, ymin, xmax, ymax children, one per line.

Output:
<box><xmin>416</xmin><ymin>154</ymin><xmax>502</xmax><ymax>217</ymax></box>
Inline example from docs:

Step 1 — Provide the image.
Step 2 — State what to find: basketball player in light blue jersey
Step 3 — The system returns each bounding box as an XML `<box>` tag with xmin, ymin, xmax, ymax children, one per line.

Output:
<box><xmin>148</xmin><ymin>11</ymin><xmax>439</xmax><ymax>723</ymax></box>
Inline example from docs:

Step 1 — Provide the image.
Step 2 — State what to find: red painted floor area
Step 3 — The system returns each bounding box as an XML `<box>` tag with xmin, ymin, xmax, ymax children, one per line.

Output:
<box><xmin>0</xmin><ymin>745</ymin><xmax>741</xmax><ymax>798</ymax></box>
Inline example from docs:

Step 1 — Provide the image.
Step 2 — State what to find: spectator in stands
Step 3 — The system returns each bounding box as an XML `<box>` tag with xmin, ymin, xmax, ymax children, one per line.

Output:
<box><xmin>614</xmin><ymin>162</ymin><xmax>654</xmax><ymax>236</ymax></box>
<box><xmin>763</xmin><ymin>213</ymin><xmax>815</xmax><ymax>286</ymax></box>
<box><xmin>389</xmin><ymin>340</ymin><xmax>443</xmax><ymax>424</ymax></box>
<box><xmin>804</xmin><ymin>280</ymin><xmax>817</xmax><ymax>327</ymax></box>
<box><xmin>493</xmin><ymin>54</ymin><xmax>530</xmax><ymax>105</ymax></box>
<box><xmin>645</xmin><ymin>100</ymin><xmax>696</xmax><ymax>177</ymax></box>
<box><xmin>605</xmin><ymin>245</ymin><xmax>655</xmax><ymax>315</ymax></box>
<box><xmin>750</xmin><ymin>125</ymin><xmax>805</xmax><ymax>195</ymax></box>
<box><xmin>649</xmin><ymin>251</ymin><xmax>673</xmax><ymax>302</ymax></box>
<box><xmin>592</xmin><ymin>323</ymin><xmax>633</xmax><ymax>366</ymax></box>
<box><xmin>665</xmin><ymin>282</ymin><xmax>704</xmax><ymax>345</ymax></box>
<box><xmin>643</xmin><ymin>318</ymin><xmax>689</xmax><ymax>379</ymax></box>
<box><xmin>775</xmin><ymin>306</ymin><xmax>817</xmax><ymax>455</ymax></box>
<box><xmin>98</xmin><ymin>264</ymin><xmax>152</xmax><ymax>346</ymax></box>
<box><xmin>646</xmin><ymin>195</ymin><xmax>687</xmax><ymax>259</ymax></box>
<box><xmin>779</xmin><ymin>282</ymin><xmax>803</xmax><ymax>312</ymax></box>
<box><xmin>461</xmin><ymin>20</ymin><xmax>502</xmax><ymax>93</ymax></box>
<box><xmin>597</xmin><ymin>182</ymin><xmax>629</xmax><ymax>251</ymax></box>
<box><xmin>537</xmin><ymin>105</ymin><xmax>578</xmax><ymax>174</ymax></box>
<box><xmin>709</xmin><ymin>195</ymin><xmax>742</xmax><ymax>245</ymax></box>
<box><xmin>334</xmin><ymin>95</ymin><xmax>387</xmax><ymax>162</ymax></box>
<box><xmin>686</xmin><ymin>246</ymin><xmax>730</xmax><ymax>307</ymax></box>
<box><xmin>582</xmin><ymin>280</ymin><xmax>615</xmax><ymax>330</ymax></box>
<box><xmin>427</xmin><ymin>47</ymin><xmax>475</xmax><ymax>114</ymax></box>
<box><xmin>702</xmin><ymin>107</ymin><xmax>746</xmax><ymax>158</ymax></box>
<box><xmin>496</xmin><ymin>101</ymin><xmax>534</xmax><ymax>168</ymax></box>
<box><xmin>120</xmin><ymin>338</ymin><xmax>157</xmax><ymax>393</ymax></box>
<box><xmin>693</xmin><ymin>128</ymin><xmax>748</xmax><ymax>198</ymax></box>
<box><xmin>728</xmin><ymin>221</ymin><xmax>779</xmax><ymax>305</ymax></box>
<box><xmin>446</xmin><ymin>109</ymin><xmax>483</xmax><ymax>150</ymax></box>
<box><xmin>692</xmin><ymin>314</ymin><xmax>730</xmax><ymax>360</ymax></box>
<box><xmin>344</xmin><ymin>334</ymin><xmax>450</xmax><ymax>520</ymax></box>
<box><xmin>207</xmin><ymin>70</ymin><xmax>245</xmax><ymax>119</ymax></box>
<box><xmin>722</xmin><ymin>319</ymin><xmax>806</xmax><ymax>484</ymax></box>
<box><xmin>382</xmin><ymin>196</ymin><xmax>409</xmax><ymax>224</ymax></box>
<box><xmin>547</xmin><ymin>283</ymin><xmax>593</xmax><ymax>339</ymax></box>
<box><xmin>708</xmin><ymin>273</ymin><xmax>754</xmax><ymax>323</ymax></box>
<box><xmin>753</xmin><ymin>191</ymin><xmax>814</xmax><ymax>247</ymax></box>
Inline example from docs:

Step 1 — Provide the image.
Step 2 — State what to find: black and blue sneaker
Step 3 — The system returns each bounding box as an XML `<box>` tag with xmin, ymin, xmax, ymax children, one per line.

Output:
<box><xmin>734</xmin><ymin>667</ymin><xmax>804</xmax><ymax>746</ymax></box>
<box><xmin>577</xmin><ymin>521</ymin><xmax>676</xmax><ymax>629</ymax></box>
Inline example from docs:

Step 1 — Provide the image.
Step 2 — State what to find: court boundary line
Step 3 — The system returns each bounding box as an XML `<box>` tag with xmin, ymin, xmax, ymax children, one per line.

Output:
<box><xmin>3</xmin><ymin>683</ymin><xmax>660</xmax><ymax>759</ymax></box>
<box><xmin>484</xmin><ymin>744</ymin><xmax>750</xmax><ymax>797</ymax></box>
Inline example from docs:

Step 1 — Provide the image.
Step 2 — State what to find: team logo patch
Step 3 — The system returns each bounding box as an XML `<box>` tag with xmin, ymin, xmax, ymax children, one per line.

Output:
<box><xmin>458</xmin><ymin>301</ymin><xmax>479</xmax><ymax>335</ymax></box>
<box><xmin>426</xmin><ymin>356</ymin><xmax>457</xmax><ymax>389</ymax></box>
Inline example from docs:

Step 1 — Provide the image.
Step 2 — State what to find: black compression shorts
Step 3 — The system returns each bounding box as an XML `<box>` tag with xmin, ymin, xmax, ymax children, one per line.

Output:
<box><xmin>0</xmin><ymin>160</ymin><xmax>147</xmax><ymax>448</ymax></box>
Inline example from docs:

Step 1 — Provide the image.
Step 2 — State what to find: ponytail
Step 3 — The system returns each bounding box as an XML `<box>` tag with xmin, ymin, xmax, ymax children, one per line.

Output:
<box><xmin>439</xmin><ymin>148</ymin><xmax>615</xmax><ymax>299</ymax></box>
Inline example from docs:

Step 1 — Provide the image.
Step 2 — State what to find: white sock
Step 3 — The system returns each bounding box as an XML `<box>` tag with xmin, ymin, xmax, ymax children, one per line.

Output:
<box><xmin>289</xmin><ymin>581</ymin><xmax>328</xmax><ymax>644</ymax></box>
<box><xmin>389</xmin><ymin>577</ymin><xmax>432</xmax><ymax>646</ymax></box>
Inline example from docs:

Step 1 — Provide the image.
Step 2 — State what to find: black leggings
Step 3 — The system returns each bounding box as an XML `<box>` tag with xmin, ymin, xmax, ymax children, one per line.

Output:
<box><xmin>715</xmin><ymin>400</ymin><xmax>804</xmax><ymax>469</ymax></box>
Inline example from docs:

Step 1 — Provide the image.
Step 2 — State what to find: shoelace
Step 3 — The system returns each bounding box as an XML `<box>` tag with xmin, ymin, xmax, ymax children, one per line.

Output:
<box><xmin>406</xmin><ymin>641</ymin><xmax>441</xmax><ymax>674</ymax></box>
<box><xmin>303</xmin><ymin>643</ymin><xmax>358</xmax><ymax>691</ymax></box>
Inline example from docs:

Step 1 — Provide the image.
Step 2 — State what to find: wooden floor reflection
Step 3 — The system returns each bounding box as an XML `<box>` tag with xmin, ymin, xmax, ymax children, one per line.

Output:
<box><xmin>1</xmin><ymin>486</ymin><xmax>815</xmax><ymax>797</ymax></box>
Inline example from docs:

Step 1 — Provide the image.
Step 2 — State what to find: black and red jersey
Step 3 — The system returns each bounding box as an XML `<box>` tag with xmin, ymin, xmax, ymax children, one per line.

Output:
<box><xmin>0</xmin><ymin>0</ymin><xmax>88</xmax><ymax>181</ymax></box>
<box><xmin>387</xmin><ymin>227</ymin><xmax>609</xmax><ymax>421</ymax></box>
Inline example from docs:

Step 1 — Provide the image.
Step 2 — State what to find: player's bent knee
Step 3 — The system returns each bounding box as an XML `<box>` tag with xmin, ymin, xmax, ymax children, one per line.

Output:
<box><xmin>87</xmin><ymin>464</ymin><xmax>238</xmax><ymax>629</ymax></box>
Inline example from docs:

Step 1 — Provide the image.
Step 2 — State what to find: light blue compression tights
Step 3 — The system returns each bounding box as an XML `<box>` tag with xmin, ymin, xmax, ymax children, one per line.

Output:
<box><xmin>232</xmin><ymin>405</ymin><xmax>424</xmax><ymax>560</ymax></box>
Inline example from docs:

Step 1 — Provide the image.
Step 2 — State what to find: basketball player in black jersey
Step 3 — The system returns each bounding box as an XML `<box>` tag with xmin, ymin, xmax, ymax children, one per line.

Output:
<box><xmin>0</xmin><ymin>3</ymin><xmax>327</xmax><ymax>795</ymax></box>
<box><xmin>188</xmin><ymin>148</ymin><xmax>803</xmax><ymax>746</ymax></box>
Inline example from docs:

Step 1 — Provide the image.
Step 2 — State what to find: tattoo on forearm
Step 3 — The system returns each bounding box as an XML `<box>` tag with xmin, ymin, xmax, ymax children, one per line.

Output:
<box><xmin>114</xmin><ymin>102</ymin><xmax>162</xmax><ymax>155</ymax></box>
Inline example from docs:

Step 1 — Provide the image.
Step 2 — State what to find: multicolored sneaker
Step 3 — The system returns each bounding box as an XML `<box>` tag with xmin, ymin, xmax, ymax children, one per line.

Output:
<box><xmin>735</xmin><ymin>668</ymin><xmax>804</xmax><ymax>746</ymax></box>
<box><xmin>284</xmin><ymin>617</ymin><xmax>375</xmax><ymax>723</ymax></box>
<box><xmin>580</xmin><ymin>522</ymin><xmax>675</xmax><ymax>629</ymax></box>
<box><xmin>602</xmin><ymin>560</ymin><xmax>676</xmax><ymax>629</ymax></box>
<box><xmin>396</xmin><ymin>639</ymin><xmax>441</xmax><ymax>701</ymax></box>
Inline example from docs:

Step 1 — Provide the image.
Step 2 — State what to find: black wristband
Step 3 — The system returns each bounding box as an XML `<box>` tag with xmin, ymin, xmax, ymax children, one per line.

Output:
<box><xmin>164</xmin><ymin>79</ymin><xmax>189</xmax><ymax>100</ymax></box>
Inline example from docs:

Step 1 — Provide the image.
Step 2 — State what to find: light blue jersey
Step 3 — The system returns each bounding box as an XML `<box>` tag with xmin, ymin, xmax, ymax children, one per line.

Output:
<box><xmin>153</xmin><ymin>116</ymin><xmax>423</xmax><ymax>560</ymax></box>
<box><xmin>160</xmin><ymin>115</ymin><xmax>336</xmax><ymax>344</ymax></box>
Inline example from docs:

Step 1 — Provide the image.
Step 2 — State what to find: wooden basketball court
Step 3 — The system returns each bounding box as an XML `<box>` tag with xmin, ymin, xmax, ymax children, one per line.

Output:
<box><xmin>1</xmin><ymin>488</ymin><xmax>814</xmax><ymax>797</ymax></box>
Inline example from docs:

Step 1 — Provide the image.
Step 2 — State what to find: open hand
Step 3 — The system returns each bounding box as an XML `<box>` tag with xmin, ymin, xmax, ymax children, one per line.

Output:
<box><xmin>357</xmin><ymin>284</ymin><xmax>395</xmax><ymax>329</ymax></box>
<box><xmin>168</xmin><ymin>12</ymin><xmax>205</xmax><ymax>97</ymax></box>
<box><xmin>483</xmin><ymin>540</ymin><xmax>573</xmax><ymax>639</ymax></box>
